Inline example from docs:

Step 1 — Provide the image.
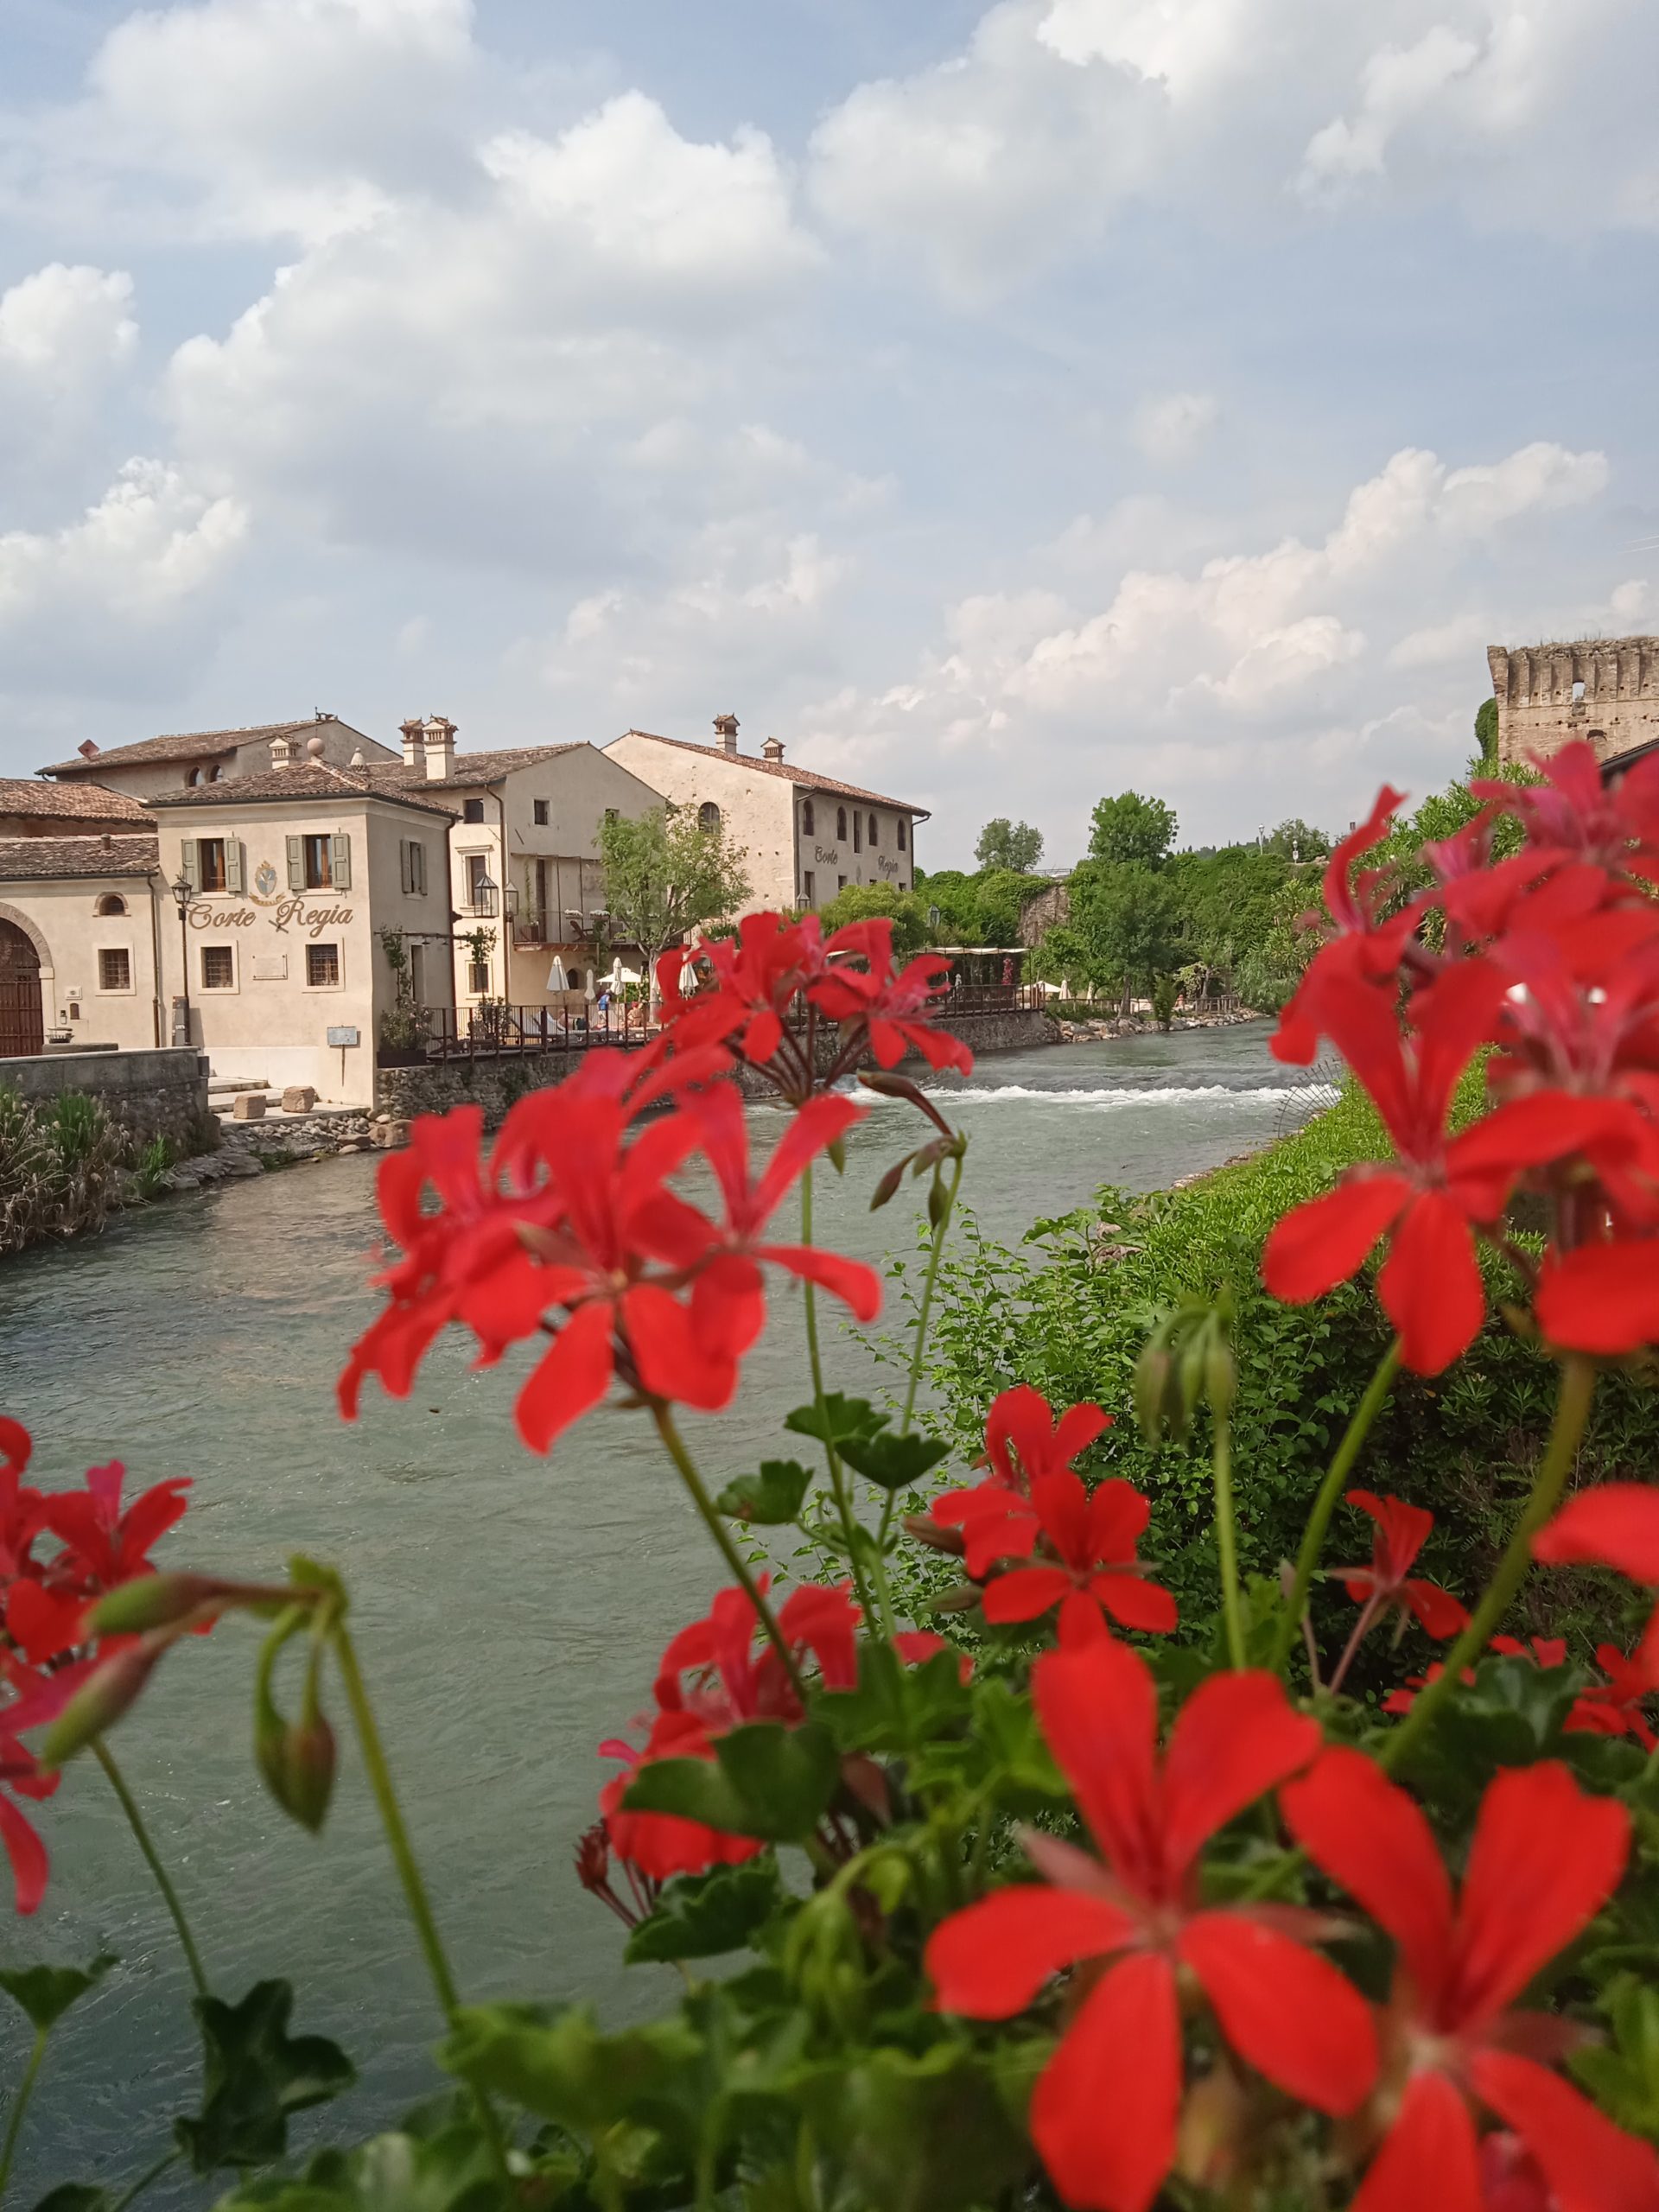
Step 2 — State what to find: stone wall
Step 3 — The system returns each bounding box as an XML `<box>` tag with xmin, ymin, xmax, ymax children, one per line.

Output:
<box><xmin>374</xmin><ymin>1006</ymin><xmax>1058</xmax><ymax>1126</ymax></box>
<box><xmin>0</xmin><ymin>1046</ymin><xmax>212</xmax><ymax>1152</ymax></box>
<box><xmin>1488</xmin><ymin>636</ymin><xmax>1659</xmax><ymax>768</ymax></box>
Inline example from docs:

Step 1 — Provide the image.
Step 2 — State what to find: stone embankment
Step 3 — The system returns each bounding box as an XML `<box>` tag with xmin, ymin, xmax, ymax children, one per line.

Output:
<box><xmin>1056</xmin><ymin>1007</ymin><xmax>1260</xmax><ymax>1044</ymax></box>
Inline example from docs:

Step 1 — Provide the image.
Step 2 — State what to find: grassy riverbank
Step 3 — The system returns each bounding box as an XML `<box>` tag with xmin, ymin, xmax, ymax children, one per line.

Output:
<box><xmin>893</xmin><ymin>1086</ymin><xmax>1654</xmax><ymax>1672</ymax></box>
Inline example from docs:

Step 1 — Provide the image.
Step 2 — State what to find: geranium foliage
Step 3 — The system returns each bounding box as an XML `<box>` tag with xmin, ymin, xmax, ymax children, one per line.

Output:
<box><xmin>2</xmin><ymin>760</ymin><xmax>1659</xmax><ymax>2211</ymax></box>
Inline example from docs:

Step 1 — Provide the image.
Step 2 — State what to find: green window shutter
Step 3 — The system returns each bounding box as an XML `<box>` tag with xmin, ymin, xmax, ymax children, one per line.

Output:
<box><xmin>398</xmin><ymin>840</ymin><xmax>410</xmax><ymax>895</ymax></box>
<box><xmin>331</xmin><ymin>833</ymin><xmax>352</xmax><ymax>891</ymax></box>
<box><xmin>180</xmin><ymin>838</ymin><xmax>200</xmax><ymax>893</ymax></box>
<box><xmin>286</xmin><ymin>836</ymin><xmax>304</xmax><ymax>891</ymax></box>
<box><xmin>412</xmin><ymin>842</ymin><xmax>425</xmax><ymax>895</ymax></box>
<box><xmin>225</xmin><ymin>839</ymin><xmax>245</xmax><ymax>893</ymax></box>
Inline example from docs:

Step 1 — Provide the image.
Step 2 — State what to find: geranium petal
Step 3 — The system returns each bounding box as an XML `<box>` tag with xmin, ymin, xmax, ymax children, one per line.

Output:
<box><xmin>750</xmin><ymin>1244</ymin><xmax>881</xmax><ymax>1322</ymax></box>
<box><xmin>1262</xmin><ymin>1176</ymin><xmax>1410</xmax><ymax>1304</ymax></box>
<box><xmin>0</xmin><ymin>1795</ymin><xmax>48</xmax><ymax>1916</ymax></box>
<box><xmin>1352</xmin><ymin>2070</ymin><xmax>1482</xmax><ymax>2212</ymax></box>
<box><xmin>982</xmin><ymin>1567</ymin><xmax>1071</xmax><ymax>1624</ymax></box>
<box><xmin>1281</xmin><ymin>1747</ymin><xmax>1454</xmax><ymax>2004</ymax></box>
<box><xmin>1092</xmin><ymin>1573</ymin><xmax>1179</xmax><ymax>1634</ymax></box>
<box><xmin>1534</xmin><ymin>1485</ymin><xmax>1659</xmax><ymax>1582</ymax></box>
<box><xmin>1536</xmin><ymin>1244</ymin><xmax>1659</xmax><ymax>1356</ymax></box>
<box><xmin>1471</xmin><ymin>2050</ymin><xmax>1659</xmax><ymax>2212</ymax></box>
<box><xmin>925</xmin><ymin>1885</ymin><xmax>1135</xmax><ymax>2018</ymax></box>
<box><xmin>1179</xmin><ymin>1910</ymin><xmax>1376</xmax><ymax>2115</ymax></box>
<box><xmin>1378</xmin><ymin>1192</ymin><xmax>1485</xmax><ymax>1374</ymax></box>
<box><xmin>1451</xmin><ymin>1761</ymin><xmax>1629</xmax><ymax>2026</ymax></box>
<box><xmin>514</xmin><ymin>1302</ymin><xmax>615</xmax><ymax>1453</ymax></box>
<box><xmin>1032</xmin><ymin>1641</ymin><xmax>1160</xmax><ymax>1894</ymax></box>
<box><xmin>1030</xmin><ymin>1952</ymin><xmax>1179</xmax><ymax>2212</ymax></box>
<box><xmin>1160</xmin><ymin>1670</ymin><xmax>1321</xmax><ymax>1887</ymax></box>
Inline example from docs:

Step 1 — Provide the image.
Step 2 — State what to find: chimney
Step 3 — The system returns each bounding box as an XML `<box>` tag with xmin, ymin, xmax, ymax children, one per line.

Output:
<box><xmin>101</xmin><ymin>833</ymin><xmax>111</xmax><ymax>852</ymax></box>
<box><xmin>78</xmin><ymin>740</ymin><xmax>100</xmax><ymax>760</ymax></box>
<box><xmin>422</xmin><ymin>714</ymin><xmax>457</xmax><ymax>780</ymax></box>
<box><xmin>399</xmin><ymin>716</ymin><xmax>424</xmax><ymax>769</ymax></box>
<box><xmin>713</xmin><ymin>711</ymin><xmax>740</xmax><ymax>756</ymax></box>
<box><xmin>270</xmin><ymin>731</ymin><xmax>294</xmax><ymax>770</ymax></box>
<box><xmin>761</xmin><ymin>735</ymin><xmax>785</xmax><ymax>763</ymax></box>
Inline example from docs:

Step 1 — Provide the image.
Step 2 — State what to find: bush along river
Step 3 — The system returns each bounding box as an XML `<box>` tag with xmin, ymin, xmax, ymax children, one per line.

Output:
<box><xmin>0</xmin><ymin>1020</ymin><xmax>1332</xmax><ymax>2198</ymax></box>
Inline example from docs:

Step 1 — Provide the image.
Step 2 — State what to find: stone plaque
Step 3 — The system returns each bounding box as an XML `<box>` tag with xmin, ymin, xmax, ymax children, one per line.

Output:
<box><xmin>327</xmin><ymin>1025</ymin><xmax>360</xmax><ymax>1047</ymax></box>
<box><xmin>251</xmin><ymin>955</ymin><xmax>287</xmax><ymax>982</ymax></box>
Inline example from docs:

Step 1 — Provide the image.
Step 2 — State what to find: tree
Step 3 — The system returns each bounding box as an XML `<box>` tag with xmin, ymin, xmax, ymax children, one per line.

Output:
<box><xmin>1071</xmin><ymin>860</ymin><xmax>1182</xmax><ymax>1015</ymax></box>
<box><xmin>1262</xmin><ymin>818</ymin><xmax>1332</xmax><ymax>861</ymax></box>
<box><xmin>1087</xmin><ymin>791</ymin><xmax>1177</xmax><ymax>869</ymax></box>
<box><xmin>975</xmin><ymin>817</ymin><xmax>1045</xmax><ymax>873</ymax></box>
<box><xmin>817</xmin><ymin>881</ymin><xmax>929</xmax><ymax>957</ymax></box>
<box><xmin>1475</xmin><ymin>696</ymin><xmax>1499</xmax><ymax>764</ymax></box>
<box><xmin>600</xmin><ymin>804</ymin><xmax>752</xmax><ymax>1005</ymax></box>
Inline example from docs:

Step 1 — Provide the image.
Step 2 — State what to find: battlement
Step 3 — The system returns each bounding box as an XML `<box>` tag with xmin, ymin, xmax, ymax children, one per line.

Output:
<box><xmin>1487</xmin><ymin>636</ymin><xmax>1659</xmax><ymax>767</ymax></box>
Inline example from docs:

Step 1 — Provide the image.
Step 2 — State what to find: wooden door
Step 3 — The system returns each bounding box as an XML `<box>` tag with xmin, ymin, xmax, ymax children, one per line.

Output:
<box><xmin>0</xmin><ymin>921</ymin><xmax>43</xmax><ymax>1058</ymax></box>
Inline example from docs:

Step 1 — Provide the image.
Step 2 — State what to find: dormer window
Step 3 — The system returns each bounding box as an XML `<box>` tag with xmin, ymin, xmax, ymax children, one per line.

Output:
<box><xmin>95</xmin><ymin>893</ymin><xmax>128</xmax><ymax>917</ymax></box>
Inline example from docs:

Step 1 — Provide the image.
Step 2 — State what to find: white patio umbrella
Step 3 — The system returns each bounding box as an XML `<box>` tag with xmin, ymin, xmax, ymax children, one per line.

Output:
<box><xmin>609</xmin><ymin>956</ymin><xmax>624</xmax><ymax>992</ymax></box>
<box><xmin>547</xmin><ymin>954</ymin><xmax>568</xmax><ymax>991</ymax></box>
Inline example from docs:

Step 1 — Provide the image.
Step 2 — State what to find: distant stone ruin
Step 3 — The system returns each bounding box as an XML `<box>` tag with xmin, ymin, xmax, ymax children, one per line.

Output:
<box><xmin>1487</xmin><ymin>637</ymin><xmax>1659</xmax><ymax>770</ymax></box>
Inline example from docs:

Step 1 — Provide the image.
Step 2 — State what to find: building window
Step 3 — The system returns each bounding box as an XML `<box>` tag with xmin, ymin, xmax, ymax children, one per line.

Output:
<box><xmin>200</xmin><ymin>945</ymin><xmax>235</xmax><ymax>990</ymax></box>
<box><xmin>802</xmin><ymin>799</ymin><xmax>815</xmax><ymax>836</ymax></box>
<box><xmin>1573</xmin><ymin>678</ymin><xmax>1586</xmax><ymax>702</ymax></box>
<box><xmin>98</xmin><ymin>947</ymin><xmax>131</xmax><ymax>992</ymax></box>
<box><xmin>306</xmin><ymin>943</ymin><xmax>341</xmax><ymax>988</ymax></box>
<box><xmin>199</xmin><ymin>838</ymin><xmax>228</xmax><ymax>893</ymax></box>
<box><xmin>568</xmin><ymin>968</ymin><xmax>583</xmax><ymax>990</ymax></box>
<box><xmin>868</xmin><ymin>811</ymin><xmax>878</xmax><ymax>847</ymax></box>
<box><xmin>852</xmin><ymin>812</ymin><xmax>862</xmax><ymax>853</ymax></box>
<box><xmin>463</xmin><ymin>798</ymin><xmax>485</xmax><ymax>824</ymax></box>
<box><xmin>897</xmin><ymin>818</ymin><xmax>907</xmax><ymax>851</ymax></box>
<box><xmin>837</xmin><ymin>875</ymin><xmax>847</xmax><ymax>893</ymax></box>
<box><xmin>605</xmin><ymin>807</ymin><xmax>620</xmax><ymax>824</ymax></box>
<box><xmin>698</xmin><ymin>800</ymin><xmax>721</xmax><ymax>831</ymax></box>
<box><xmin>400</xmin><ymin>840</ymin><xmax>427</xmax><ymax>896</ymax></box>
<box><xmin>803</xmin><ymin>870</ymin><xmax>815</xmax><ymax>906</ymax></box>
<box><xmin>96</xmin><ymin>893</ymin><xmax>128</xmax><ymax>917</ymax></box>
<box><xmin>302</xmin><ymin>834</ymin><xmax>333</xmax><ymax>890</ymax></box>
<box><xmin>467</xmin><ymin>959</ymin><xmax>490</xmax><ymax>995</ymax></box>
<box><xmin>836</xmin><ymin>806</ymin><xmax>847</xmax><ymax>841</ymax></box>
<box><xmin>465</xmin><ymin>853</ymin><xmax>496</xmax><ymax>912</ymax></box>
<box><xmin>533</xmin><ymin>799</ymin><xmax>550</xmax><ymax>826</ymax></box>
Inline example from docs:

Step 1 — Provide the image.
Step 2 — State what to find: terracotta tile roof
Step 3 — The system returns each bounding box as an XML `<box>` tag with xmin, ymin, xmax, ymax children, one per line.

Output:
<box><xmin>0</xmin><ymin>835</ymin><xmax>159</xmax><ymax>881</ymax></box>
<box><xmin>0</xmin><ymin>779</ymin><xmax>152</xmax><ymax>823</ymax></box>
<box><xmin>144</xmin><ymin>763</ymin><xmax>460</xmax><ymax>818</ymax></box>
<box><xmin>40</xmin><ymin>717</ymin><xmax>375</xmax><ymax>776</ymax></box>
<box><xmin>389</xmin><ymin>741</ymin><xmax>588</xmax><ymax>788</ymax></box>
<box><xmin>613</xmin><ymin>730</ymin><xmax>930</xmax><ymax>818</ymax></box>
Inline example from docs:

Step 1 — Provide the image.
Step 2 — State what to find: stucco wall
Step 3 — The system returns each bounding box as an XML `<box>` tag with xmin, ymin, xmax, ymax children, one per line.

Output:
<box><xmin>0</xmin><ymin>879</ymin><xmax>163</xmax><ymax>1052</ymax></box>
<box><xmin>0</xmin><ymin>1046</ymin><xmax>210</xmax><ymax>1150</ymax></box>
<box><xmin>604</xmin><ymin>734</ymin><xmax>798</xmax><ymax>909</ymax></box>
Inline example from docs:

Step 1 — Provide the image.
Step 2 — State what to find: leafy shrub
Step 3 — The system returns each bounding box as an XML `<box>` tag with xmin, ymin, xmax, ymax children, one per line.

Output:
<box><xmin>0</xmin><ymin>1085</ymin><xmax>129</xmax><ymax>1253</ymax></box>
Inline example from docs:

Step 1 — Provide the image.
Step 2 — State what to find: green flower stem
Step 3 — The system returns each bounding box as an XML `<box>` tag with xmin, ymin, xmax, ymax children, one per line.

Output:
<box><xmin>329</xmin><ymin>1624</ymin><xmax>512</xmax><ymax>2177</ymax></box>
<box><xmin>798</xmin><ymin>1163</ymin><xmax>878</xmax><ymax>1624</ymax></box>
<box><xmin>1211</xmin><ymin>1402</ymin><xmax>1247</xmax><ymax>1672</ymax></box>
<box><xmin>1271</xmin><ymin>1338</ymin><xmax>1402</xmax><ymax>1677</ymax></box>
<box><xmin>0</xmin><ymin>2028</ymin><xmax>46</xmax><ymax>2202</ymax></box>
<box><xmin>651</xmin><ymin>1403</ymin><xmax>810</xmax><ymax>1702</ymax></box>
<box><xmin>109</xmin><ymin>2149</ymin><xmax>181</xmax><ymax>2212</ymax></box>
<box><xmin>92</xmin><ymin>1738</ymin><xmax>207</xmax><ymax>2000</ymax></box>
<box><xmin>899</xmin><ymin>1150</ymin><xmax>965</xmax><ymax>1438</ymax></box>
<box><xmin>1382</xmin><ymin>1353</ymin><xmax>1597</xmax><ymax>1775</ymax></box>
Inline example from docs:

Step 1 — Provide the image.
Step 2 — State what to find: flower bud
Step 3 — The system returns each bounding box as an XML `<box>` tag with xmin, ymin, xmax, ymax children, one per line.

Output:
<box><xmin>40</xmin><ymin>1641</ymin><xmax>161</xmax><ymax>1768</ymax></box>
<box><xmin>1133</xmin><ymin>1342</ymin><xmax>1181</xmax><ymax>1445</ymax></box>
<box><xmin>87</xmin><ymin>1574</ymin><xmax>232</xmax><ymax>1637</ymax></box>
<box><xmin>574</xmin><ymin>1821</ymin><xmax>611</xmax><ymax>1894</ymax></box>
<box><xmin>903</xmin><ymin>1513</ymin><xmax>964</xmax><ymax>1555</ymax></box>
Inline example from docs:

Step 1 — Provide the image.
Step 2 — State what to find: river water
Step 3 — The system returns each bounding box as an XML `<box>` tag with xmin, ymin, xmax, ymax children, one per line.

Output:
<box><xmin>0</xmin><ymin>1022</ymin><xmax>1326</xmax><ymax>2194</ymax></box>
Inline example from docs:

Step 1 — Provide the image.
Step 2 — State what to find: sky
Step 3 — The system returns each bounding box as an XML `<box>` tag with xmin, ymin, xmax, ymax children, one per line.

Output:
<box><xmin>0</xmin><ymin>0</ymin><xmax>1656</xmax><ymax>868</ymax></box>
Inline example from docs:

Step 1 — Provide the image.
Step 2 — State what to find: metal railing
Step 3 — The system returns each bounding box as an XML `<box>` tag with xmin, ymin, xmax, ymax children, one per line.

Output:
<box><xmin>418</xmin><ymin>1002</ymin><xmax>650</xmax><ymax>1061</ymax></box>
<box><xmin>938</xmin><ymin>982</ymin><xmax>1044</xmax><ymax>1013</ymax></box>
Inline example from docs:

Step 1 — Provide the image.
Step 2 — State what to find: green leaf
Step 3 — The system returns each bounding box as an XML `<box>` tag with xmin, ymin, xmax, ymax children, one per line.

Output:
<box><xmin>816</xmin><ymin>1643</ymin><xmax>970</xmax><ymax>1757</ymax></box>
<box><xmin>175</xmin><ymin>1980</ymin><xmax>355</xmax><ymax>2173</ymax></box>
<box><xmin>713</xmin><ymin>1461</ymin><xmax>815</xmax><ymax>1525</ymax></box>
<box><xmin>836</xmin><ymin>1432</ymin><xmax>950</xmax><ymax>1493</ymax></box>
<box><xmin>0</xmin><ymin>1954</ymin><xmax>116</xmax><ymax>2035</ymax></box>
<box><xmin>625</xmin><ymin>1859</ymin><xmax>785</xmax><ymax>1964</ymax></box>
<box><xmin>32</xmin><ymin>2189</ymin><xmax>112</xmax><ymax>2212</ymax></box>
<box><xmin>209</xmin><ymin>2121</ymin><xmax>505</xmax><ymax>2212</ymax></box>
<box><xmin>1572</xmin><ymin>1975</ymin><xmax>1659</xmax><ymax>2141</ymax></box>
<box><xmin>784</xmin><ymin>1396</ymin><xmax>882</xmax><ymax>1448</ymax></box>
<box><xmin>791</xmin><ymin>2040</ymin><xmax>1035</xmax><ymax>2212</ymax></box>
<box><xmin>441</xmin><ymin>2004</ymin><xmax>702</xmax><ymax>2133</ymax></box>
<box><xmin>620</xmin><ymin>1722</ymin><xmax>838</xmax><ymax>1843</ymax></box>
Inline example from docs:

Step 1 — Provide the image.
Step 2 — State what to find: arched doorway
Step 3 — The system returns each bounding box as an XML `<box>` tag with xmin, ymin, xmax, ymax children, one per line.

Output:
<box><xmin>0</xmin><ymin>919</ymin><xmax>43</xmax><ymax>1058</ymax></box>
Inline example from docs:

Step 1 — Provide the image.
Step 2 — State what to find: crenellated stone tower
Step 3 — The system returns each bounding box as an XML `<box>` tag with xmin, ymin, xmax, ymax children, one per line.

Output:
<box><xmin>1487</xmin><ymin>637</ymin><xmax>1659</xmax><ymax>768</ymax></box>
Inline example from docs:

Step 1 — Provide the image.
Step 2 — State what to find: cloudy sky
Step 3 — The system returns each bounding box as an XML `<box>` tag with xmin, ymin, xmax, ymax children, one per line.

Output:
<box><xmin>2</xmin><ymin>0</ymin><xmax>1656</xmax><ymax>864</ymax></box>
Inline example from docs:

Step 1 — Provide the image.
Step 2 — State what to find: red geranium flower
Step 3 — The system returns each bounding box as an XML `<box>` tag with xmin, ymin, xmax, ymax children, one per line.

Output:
<box><xmin>1566</xmin><ymin>1645</ymin><xmax>1658</xmax><ymax>1753</ymax></box>
<box><xmin>1283</xmin><ymin>1750</ymin><xmax>1658</xmax><ymax>2212</ymax></box>
<box><xmin>970</xmin><ymin>1471</ymin><xmax>1178</xmax><ymax>1647</ymax></box>
<box><xmin>1262</xmin><ymin>961</ymin><xmax>1637</xmax><ymax>1372</ymax></box>
<box><xmin>658</xmin><ymin>912</ymin><xmax>823</xmax><ymax>1065</ymax></box>
<box><xmin>1535</xmin><ymin>1241</ymin><xmax>1659</xmax><ymax>1357</ymax></box>
<box><xmin>931</xmin><ymin>1386</ymin><xmax>1113</xmax><ymax>1575</ymax></box>
<box><xmin>599</xmin><ymin>1579</ymin><xmax>861</xmax><ymax>1881</ymax></box>
<box><xmin>0</xmin><ymin>1726</ymin><xmax>56</xmax><ymax>1916</ymax></box>
<box><xmin>1533</xmin><ymin>1486</ymin><xmax>1659</xmax><ymax>1684</ymax></box>
<box><xmin>41</xmin><ymin>1461</ymin><xmax>191</xmax><ymax>1598</ymax></box>
<box><xmin>1335</xmin><ymin>1491</ymin><xmax>1468</xmax><ymax>1640</ymax></box>
<box><xmin>1473</xmin><ymin>739</ymin><xmax>1659</xmax><ymax>882</ymax></box>
<box><xmin>808</xmin><ymin>918</ymin><xmax>973</xmax><ymax>1075</ymax></box>
<box><xmin>925</xmin><ymin>1640</ymin><xmax>1376</xmax><ymax>2212</ymax></box>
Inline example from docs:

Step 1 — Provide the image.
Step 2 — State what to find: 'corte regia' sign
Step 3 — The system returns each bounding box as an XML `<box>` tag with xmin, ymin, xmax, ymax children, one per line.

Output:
<box><xmin>188</xmin><ymin>899</ymin><xmax>353</xmax><ymax>941</ymax></box>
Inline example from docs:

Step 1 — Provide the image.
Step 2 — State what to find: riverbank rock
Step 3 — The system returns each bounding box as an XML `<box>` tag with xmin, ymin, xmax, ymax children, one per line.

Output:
<box><xmin>281</xmin><ymin>1085</ymin><xmax>318</xmax><ymax>1114</ymax></box>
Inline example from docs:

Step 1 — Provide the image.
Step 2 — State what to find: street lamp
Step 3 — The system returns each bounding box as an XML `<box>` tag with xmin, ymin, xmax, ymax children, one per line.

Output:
<box><xmin>171</xmin><ymin>869</ymin><xmax>193</xmax><ymax>1045</ymax></box>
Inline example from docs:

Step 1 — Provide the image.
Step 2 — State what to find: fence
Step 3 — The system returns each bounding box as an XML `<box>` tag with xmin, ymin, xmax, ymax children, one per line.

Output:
<box><xmin>415</xmin><ymin>1002</ymin><xmax>650</xmax><ymax>1063</ymax></box>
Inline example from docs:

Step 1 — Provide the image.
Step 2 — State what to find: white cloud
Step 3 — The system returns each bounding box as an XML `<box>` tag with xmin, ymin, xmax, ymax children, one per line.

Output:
<box><xmin>0</xmin><ymin>460</ymin><xmax>246</xmax><ymax>623</ymax></box>
<box><xmin>1299</xmin><ymin>27</ymin><xmax>1479</xmax><ymax>192</ymax></box>
<box><xmin>1131</xmin><ymin>391</ymin><xmax>1219</xmax><ymax>465</ymax></box>
<box><xmin>0</xmin><ymin>264</ymin><xmax>136</xmax><ymax>381</ymax></box>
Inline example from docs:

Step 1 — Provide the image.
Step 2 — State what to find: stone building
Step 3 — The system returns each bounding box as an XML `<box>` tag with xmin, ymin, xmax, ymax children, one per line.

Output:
<box><xmin>0</xmin><ymin>780</ymin><xmax>154</xmax><ymax>841</ymax></box>
<box><xmin>604</xmin><ymin>715</ymin><xmax>926</xmax><ymax>912</ymax></box>
<box><xmin>387</xmin><ymin>715</ymin><xmax>664</xmax><ymax>1014</ymax></box>
<box><xmin>0</xmin><ymin>836</ymin><xmax>165</xmax><ymax>1058</ymax></box>
<box><xmin>37</xmin><ymin>713</ymin><xmax>395</xmax><ymax>799</ymax></box>
<box><xmin>1486</xmin><ymin>637</ymin><xmax>1659</xmax><ymax>769</ymax></box>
